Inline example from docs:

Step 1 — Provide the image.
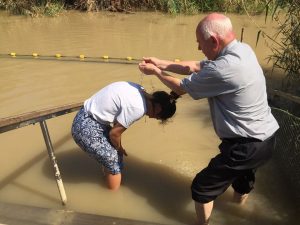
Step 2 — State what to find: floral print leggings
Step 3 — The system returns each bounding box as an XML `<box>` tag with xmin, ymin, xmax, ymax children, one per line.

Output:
<box><xmin>71</xmin><ymin>107</ymin><xmax>123</xmax><ymax>175</ymax></box>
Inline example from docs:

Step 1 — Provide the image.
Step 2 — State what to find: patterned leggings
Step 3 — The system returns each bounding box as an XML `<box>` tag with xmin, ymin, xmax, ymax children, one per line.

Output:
<box><xmin>71</xmin><ymin>107</ymin><xmax>123</xmax><ymax>175</ymax></box>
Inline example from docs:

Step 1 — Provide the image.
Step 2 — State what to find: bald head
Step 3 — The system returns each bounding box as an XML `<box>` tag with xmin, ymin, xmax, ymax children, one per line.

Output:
<box><xmin>195</xmin><ymin>13</ymin><xmax>236</xmax><ymax>60</ymax></box>
<box><xmin>197</xmin><ymin>13</ymin><xmax>235</xmax><ymax>42</ymax></box>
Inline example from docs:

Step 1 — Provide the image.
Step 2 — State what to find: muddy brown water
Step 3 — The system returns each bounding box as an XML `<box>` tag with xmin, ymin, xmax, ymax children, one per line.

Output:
<box><xmin>0</xmin><ymin>10</ymin><xmax>298</xmax><ymax>225</ymax></box>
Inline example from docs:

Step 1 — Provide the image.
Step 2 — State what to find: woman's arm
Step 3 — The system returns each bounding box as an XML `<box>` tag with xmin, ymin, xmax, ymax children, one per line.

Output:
<box><xmin>109</xmin><ymin>122</ymin><xmax>128</xmax><ymax>156</ymax></box>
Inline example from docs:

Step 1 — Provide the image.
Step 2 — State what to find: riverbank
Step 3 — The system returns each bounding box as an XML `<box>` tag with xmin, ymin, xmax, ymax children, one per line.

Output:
<box><xmin>0</xmin><ymin>0</ymin><xmax>269</xmax><ymax>17</ymax></box>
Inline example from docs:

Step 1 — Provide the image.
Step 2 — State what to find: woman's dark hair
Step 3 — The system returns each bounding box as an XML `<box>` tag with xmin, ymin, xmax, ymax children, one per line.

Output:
<box><xmin>151</xmin><ymin>90</ymin><xmax>180</xmax><ymax>122</ymax></box>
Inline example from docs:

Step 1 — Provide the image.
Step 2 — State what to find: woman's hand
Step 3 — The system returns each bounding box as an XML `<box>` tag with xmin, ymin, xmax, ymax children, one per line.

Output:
<box><xmin>117</xmin><ymin>146</ymin><xmax>128</xmax><ymax>157</ymax></box>
<box><xmin>109</xmin><ymin>122</ymin><xmax>128</xmax><ymax>157</ymax></box>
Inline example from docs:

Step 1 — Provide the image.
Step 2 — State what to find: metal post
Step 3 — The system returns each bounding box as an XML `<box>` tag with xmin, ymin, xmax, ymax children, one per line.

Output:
<box><xmin>240</xmin><ymin>27</ymin><xmax>244</xmax><ymax>42</ymax></box>
<box><xmin>40</xmin><ymin>120</ymin><xmax>67</xmax><ymax>205</ymax></box>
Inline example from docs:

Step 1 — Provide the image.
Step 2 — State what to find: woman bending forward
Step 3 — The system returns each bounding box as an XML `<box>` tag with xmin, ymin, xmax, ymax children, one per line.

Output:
<box><xmin>71</xmin><ymin>81</ymin><xmax>179</xmax><ymax>190</ymax></box>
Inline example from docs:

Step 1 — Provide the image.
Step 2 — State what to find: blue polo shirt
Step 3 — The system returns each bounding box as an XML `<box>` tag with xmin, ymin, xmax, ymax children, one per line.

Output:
<box><xmin>181</xmin><ymin>39</ymin><xmax>279</xmax><ymax>140</ymax></box>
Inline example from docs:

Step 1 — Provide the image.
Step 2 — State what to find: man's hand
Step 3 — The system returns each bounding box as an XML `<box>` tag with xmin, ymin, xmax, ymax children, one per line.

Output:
<box><xmin>138</xmin><ymin>61</ymin><xmax>161</xmax><ymax>76</ymax></box>
<box><xmin>143</xmin><ymin>57</ymin><xmax>171</xmax><ymax>71</ymax></box>
<box><xmin>142</xmin><ymin>57</ymin><xmax>160</xmax><ymax>66</ymax></box>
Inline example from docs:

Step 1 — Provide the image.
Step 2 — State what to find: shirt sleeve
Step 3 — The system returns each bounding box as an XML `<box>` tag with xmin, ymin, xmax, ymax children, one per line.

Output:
<box><xmin>180</xmin><ymin>60</ymin><xmax>238</xmax><ymax>99</ymax></box>
<box><xmin>116</xmin><ymin>107</ymin><xmax>144</xmax><ymax>128</ymax></box>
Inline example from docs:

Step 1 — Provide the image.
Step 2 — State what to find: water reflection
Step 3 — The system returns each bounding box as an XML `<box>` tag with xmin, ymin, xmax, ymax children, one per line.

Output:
<box><xmin>42</xmin><ymin>149</ymin><xmax>196</xmax><ymax>224</ymax></box>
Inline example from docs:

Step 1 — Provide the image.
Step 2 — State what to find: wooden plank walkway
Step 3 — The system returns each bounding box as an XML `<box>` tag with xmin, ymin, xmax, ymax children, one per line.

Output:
<box><xmin>0</xmin><ymin>202</ymin><xmax>168</xmax><ymax>225</ymax></box>
<box><xmin>0</xmin><ymin>102</ymin><xmax>83</xmax><ymax>133</ymax></box>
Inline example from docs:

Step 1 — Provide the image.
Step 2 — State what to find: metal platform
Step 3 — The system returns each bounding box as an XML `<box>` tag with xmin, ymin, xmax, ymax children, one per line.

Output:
<box><xmin>0</xmin><ymin>201</ymin><xmax>167</xmax><ymax>225</ymax></box>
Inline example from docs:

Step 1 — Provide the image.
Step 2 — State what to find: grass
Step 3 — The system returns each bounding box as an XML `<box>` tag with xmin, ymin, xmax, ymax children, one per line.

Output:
<box><xmin>264</xmin><ymin>0</ymin><xmax>300</xmax><ymax>93</ymax></box>
<box><xmin>0</xmin><ymin>0</ymin><xmax>64</xmax><ymax>17</ymax></box>
<box><xmin>0</xmin><ymin>0</ymin><xmax>274</xmax><ymax>16</ymax></box>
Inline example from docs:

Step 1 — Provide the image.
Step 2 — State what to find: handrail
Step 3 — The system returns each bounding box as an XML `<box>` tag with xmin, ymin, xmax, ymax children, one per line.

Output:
<box><xmin>0</xmin><ymin>102</ymin><xmax>83</xmax><ymax>133</ymax></box>
<box><xmin>0</xmin><ymin>101</ymin><xmax>83</xmax><ymax>205</ymax></box>
<box><xmin>268</xmin><ymin>89</ymin><xmax>300</xmax><ymax>105</ymax></box>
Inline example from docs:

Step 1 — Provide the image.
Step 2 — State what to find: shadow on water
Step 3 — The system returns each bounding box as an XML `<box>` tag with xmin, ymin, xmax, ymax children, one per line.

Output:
<box><xmin>42</xmin><ymin>149</ymin><xmax>196</xmax><ymax>224</ymax></box>
<box><xmin>122</xmin><ymin>155</ymin><xmax>195</xmax><ymax>225</ymax></box>
<box><xmin>41</xmin><ymin>143</ymin><xmax>299</xmax><ymax>225</ymax></box>
<box><xmin>0</xmin><ymin>133</ymin><xmax>73</xmax><ymax>204</ymax></box>
<box><xmin>43</xmin><ymin>148</ymin><xmax>107</xmax><ymax>187</ymax></box>
<box><xmin>212</xmin><ymin>160</ymin><xmax>299</xmax><ymax>225</ymax></box>
<box><xmin>253</xmin><ymin>160</ymin><xmax>299</xmax><ymax>224</ymax></box>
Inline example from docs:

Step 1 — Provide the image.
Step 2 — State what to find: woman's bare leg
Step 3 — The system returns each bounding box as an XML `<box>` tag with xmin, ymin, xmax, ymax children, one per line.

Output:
<box><xmin>103</xmin><ymin>168</ymin><xmax>122</xmax><ymax>191</ymax></box>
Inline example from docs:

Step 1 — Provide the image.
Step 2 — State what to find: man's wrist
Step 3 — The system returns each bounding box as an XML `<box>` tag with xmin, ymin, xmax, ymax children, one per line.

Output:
<box><xmin>155</xmin><ymin>68</ymin><xmax>162</xmax><ymax>76</ymax></box>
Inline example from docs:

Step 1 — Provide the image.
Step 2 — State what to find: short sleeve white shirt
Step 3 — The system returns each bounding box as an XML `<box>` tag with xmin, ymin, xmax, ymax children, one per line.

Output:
<box><xmin>84</xmin><ymin>81</ymin><xmax>146</xmax><ymax>128</ymax></box>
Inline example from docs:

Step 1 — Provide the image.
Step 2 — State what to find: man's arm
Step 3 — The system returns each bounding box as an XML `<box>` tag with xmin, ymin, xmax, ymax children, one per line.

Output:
<box><xmin>139</xmin><ymin>61</ymin><xmax>187</xmax><ymax>96</ymax></box>
<box><xmin>143</xmin><ymin>57</ymin><xmax>200</xmax><ymax>75</ymax></box>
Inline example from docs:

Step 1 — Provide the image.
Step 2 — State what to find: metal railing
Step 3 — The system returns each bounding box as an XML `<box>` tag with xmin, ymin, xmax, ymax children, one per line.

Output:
<box><xmin>0</xmin><ymin>102</ymin><xmax>83</xmax><ymax>205</ymax></box>
<box><xmin>268</xmin><ymin>89</ymin><xmax>300</xmax><ymax>105</ymax></box>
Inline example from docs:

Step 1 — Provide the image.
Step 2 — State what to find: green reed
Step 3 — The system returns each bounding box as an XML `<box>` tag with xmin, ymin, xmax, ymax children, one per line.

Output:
<box><xmin>264</xmin><ymin>0</ymin><xmax>300</xmax><ymax>92</ymax></box>
<box><xmin>0</xmin><ymin>0</ymin><xmax>64</xmax><ymax>16</ymax></box>
<box><xmin>0</xmin><ymin>0</ymin><xmax>275</xmax><ymax>16</ymax></box>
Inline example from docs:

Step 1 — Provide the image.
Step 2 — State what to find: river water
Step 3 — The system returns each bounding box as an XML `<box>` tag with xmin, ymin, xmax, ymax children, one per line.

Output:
<box><xmin>0</xmin><ymin>10</ymin><xmax>298</xmax><ymax>225</ymax></box>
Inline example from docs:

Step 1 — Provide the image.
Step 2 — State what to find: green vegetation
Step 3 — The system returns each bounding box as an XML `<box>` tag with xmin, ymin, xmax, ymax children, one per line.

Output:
<box><xmin>0</xmin><ymin>0</ymin><xmax>64</xmax><ymax>16</ymax></box>
<box><xmin>265</xmin><ymin>0</ymin><xmax>300</xmax><ymax>93</ymax></box>
<box><xmin>0</xmin><ymin>0</ymin><xmax>272</xmax><ymax>16</ymax></box>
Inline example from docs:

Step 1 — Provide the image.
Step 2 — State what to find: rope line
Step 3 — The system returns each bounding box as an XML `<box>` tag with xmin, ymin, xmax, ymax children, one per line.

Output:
<box><xmin>0</xmin><ymin>53</ymin><xmax>181</xmax><ymax>65</ymax></box>
<box><xmin>3</xmin><ymin>52</ymin><xmax>142</xmax><ymax>61</ymax></box>
<box><xmin>0</xmin><ymin>53</ymin><xmax>143</xmax><ymax>64</ymax></box>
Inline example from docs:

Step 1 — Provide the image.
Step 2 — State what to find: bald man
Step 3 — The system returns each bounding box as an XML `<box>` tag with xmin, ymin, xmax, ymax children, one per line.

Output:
<box><xmin>139</xmin><ymin>13</ymin><xmax>279</xmax><ymax>225</ymax></box>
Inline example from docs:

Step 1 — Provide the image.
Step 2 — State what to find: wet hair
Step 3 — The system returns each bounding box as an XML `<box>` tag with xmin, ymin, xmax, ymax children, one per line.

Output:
<box><xmin>151</xmin><ymin>90</ymin><xmax>180</xmax><ymax>122</ymax></box>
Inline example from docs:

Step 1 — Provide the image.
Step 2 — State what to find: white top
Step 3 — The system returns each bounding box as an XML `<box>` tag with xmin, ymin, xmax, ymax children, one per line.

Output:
<box><xmin>84</xmin><ymin>81</ymin><xmax>146</xmax><ymax>128</ymax></box>
<box><xmin>181</xmin><ymin>40</ymin><xmax>279</xmax><ymax>140</ymax></box>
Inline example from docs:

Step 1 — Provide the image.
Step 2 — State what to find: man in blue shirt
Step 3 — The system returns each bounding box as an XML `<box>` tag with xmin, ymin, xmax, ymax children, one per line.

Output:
<box><xmin>139</xmin><ymin>13</ymin><xmax>279</xmax><ymax>225</ymax></box>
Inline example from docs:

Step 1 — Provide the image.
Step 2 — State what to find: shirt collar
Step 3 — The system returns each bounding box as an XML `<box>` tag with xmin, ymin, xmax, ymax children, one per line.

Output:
<box><xmin>218</xmin><ymin>39</ymin><xmax>238</xmax><ymax>57</ymax></box>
